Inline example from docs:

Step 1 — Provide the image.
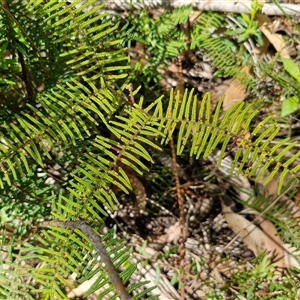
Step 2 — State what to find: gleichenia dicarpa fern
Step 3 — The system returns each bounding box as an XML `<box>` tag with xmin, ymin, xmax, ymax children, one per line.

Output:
<box><xmin>0</xmin><ymin>0</ymin><xmax>299</xmax><ymax>299</ymax></box>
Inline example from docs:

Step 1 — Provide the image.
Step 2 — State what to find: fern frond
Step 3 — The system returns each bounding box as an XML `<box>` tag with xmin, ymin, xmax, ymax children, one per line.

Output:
<box><xmin>145</xmin><ymin>89</ymin><xmax>300</xmax><ymax>195</ymax></box>
<box><xmin>65</xmin><ymin>106</ymin><xmax>163</xmax><ymax>221</ymax></box>
<box><xmin>191</xmin><ymin>11</ymin><xmax>254</xmax><ymax>80</ymax></box>
<box><xmin>27</xmin><ymin>0</ymin><xmax>129</xmax><ymax>82</ymax></box>
<box><xmin>28</xmin><ymin>225</ymin><xmax>152</xmax><ymax>299</ymax></box>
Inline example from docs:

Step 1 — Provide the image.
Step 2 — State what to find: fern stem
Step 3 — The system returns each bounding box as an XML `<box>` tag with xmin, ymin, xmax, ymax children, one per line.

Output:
<box><xmin>39</xmin><ymin>220</ymin><xmax>132</xmax><ymax>300</ymax></box>
<box><xmin>170</xmin><ymin>137</ymin><xmax>186</xmax><ymax>299</ymax></box>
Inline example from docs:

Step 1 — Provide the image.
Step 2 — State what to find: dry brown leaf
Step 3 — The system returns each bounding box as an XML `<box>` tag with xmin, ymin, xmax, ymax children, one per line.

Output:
<box><xmin>128</xmin><ymin>173</ymin><xmax>147</xmax><ymax>212</ymax></box>
<box><xmin>210</xmin><ymin>79</ymin><xmax>230</xmax><ymax>107</ymax></box>
<box><xmin>256</xmin><ymin>14</ymin><xmax>290</xmax><ymax>59</ymax></box>
<box><xmin>283</xmin><ymin>243</ymin><xmax>300</xmax><ymax>269</ymax></box>
<box><xmin>255</xmin><ymin>34</ymin><xmax>270</xmax><ymax>55</ymax></box>
<box><xmin>264</xmin><ymin>177</ymin><xmax>300</xmax><ymax>221</ymax></box>
<box><xmin>148</xmin><ymin>222</ymin><xmax>186</xmax><ymax>244</ymax></box>
<box><xmin>223</xmin><ymin>66</ymin><xmax>250</xmax><ymax>111</ymax></box>
<box><xmin>254</xmin><ymin>215</ymin><xmax>285</xmax><ymax>269</ymax></box>
<box><xmin>221</xmin><ymin>200</ymin><xmax>285</xmax><ymax>268</ymax></box>
<box><xmin>264</xmin><ymin>177</ymin><xmax>280</xmax><ymax>197</ymax></box>
<box><xmin>130</xmin><ymin>41</ymin><xmax>148</xmax><ymax>69</ymax></box>
<box><xmin>223</xmin><ymin>199</ymin><xmax>300</xmax><ymax>269</ymax></box>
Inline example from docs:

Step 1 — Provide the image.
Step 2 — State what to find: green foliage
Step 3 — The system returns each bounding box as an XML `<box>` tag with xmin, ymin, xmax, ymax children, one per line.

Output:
<box><xmin>226</xmin><ymin>254</ymin><xmax>300</xmax><ymax>299</ymax></box>
<box><xmin>117</xmin><ymin>6</ymin><xmax>191</xmax><ymax>83</ymax></box>
<box><xmin>1</xmin><ymin>1</ymin><xmax>300</xmax><ymax>299</ymax></box>
<box><xmin>280</xmin><ymin>58</ymin><xmax>300</xmax><ymax>116</ymax></box>
<box><xmin>225</xmin><ymin>0</ymin><xmax>264</xmax><ymax>44</ymax></box>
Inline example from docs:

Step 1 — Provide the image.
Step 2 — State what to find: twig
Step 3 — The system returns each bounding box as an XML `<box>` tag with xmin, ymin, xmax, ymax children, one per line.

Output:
<box><xmin>170</xmin><ymin>137</ymin><xmax>186</xmax><ymax>300</ymax></box>
<box><xmin>38</xmin><ymin>220</ymin><xmax>132</xmax><ymax>300</ymax></box>
<box><xmin>86</xmin><ymin>1</ymin><xmax>300</xmax><ymax>16</ymax></box>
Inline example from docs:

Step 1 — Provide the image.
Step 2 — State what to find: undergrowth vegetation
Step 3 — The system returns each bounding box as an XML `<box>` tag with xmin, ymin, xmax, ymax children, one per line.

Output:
<box><xmin>1</xmin><ymin>0</ymin><xmax>300</xmax><ymax>299</ymax></box>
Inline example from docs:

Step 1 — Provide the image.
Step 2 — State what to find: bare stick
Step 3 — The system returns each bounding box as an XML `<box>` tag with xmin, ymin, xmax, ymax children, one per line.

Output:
<box><xmin>78</xmin><ymin>1</ymin><xmax>300</xmax><ymax>16</ymax></box>
<box><xmin>39</xmin><ymin>220</ymin><xmax>132</xmax><ymax>300</ymax></box>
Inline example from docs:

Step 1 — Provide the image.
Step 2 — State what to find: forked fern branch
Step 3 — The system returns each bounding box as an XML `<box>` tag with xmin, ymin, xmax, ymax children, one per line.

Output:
<box><xmin>2</xmin><ymin>1</ymin><xmax>300</xmax><ymax>299</ymax></box>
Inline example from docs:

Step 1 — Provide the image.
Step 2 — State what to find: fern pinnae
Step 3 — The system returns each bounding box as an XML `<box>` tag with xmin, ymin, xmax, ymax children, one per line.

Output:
<box><xmin>255</xmin><ymin>158</ymin><xmax>276</xmax><ymax>182</ymax></box>
<box><xmin>58</xmin><ymin>195</ymin><xmax>82</xmax><ymax>213</ymax></box>
<box><xmin>251</xmin><ymin>115</ymin><xmax>273</xmax><ymax>136</ymax></box>
<box><xmin>69</xmin><ymin>177</ymin><xmax>94</xmax><ymax>197</ymax></box>
<box><xmin>61</xmin><ymin>120</ymin><xmax>77</xmax><ymax>145</ymax></box>
<box><xmin>259</xmin><ymin>162</ymin><xmax>281</xmax><ymax>188</ymax></box>
<box><xmin>283</xmin><ymin>147</ymin><xmax>300</xmax><ymax>169</ymax></box>
<box><xmin>85</xmin><ymin>16</ymin><xmax>112</xmax><ymax>35</ymax></box>
<box><xmin>162</xmin><ymin>89</ymin><xmax>178</xmax><ymax>142</ymax></box>
<box><xmin>212</xmin><ymin>94</ymin><xmax>223</xmax><ymax>126</ymax></box>
<box><xmin>178</xmin><ymin>89</ymin><xmax>189</xmax><ymax>120</ymax></box>
<box><xmin>121</xmin><ymin>150</ymin><xmax>148</xmax><ymax>171</ymax></box>
<box><xmin>94</xmin><ymin>188</ymin><xmax>116</xmax><ymax>211</ymax></box>
<box><xmin>201</xmin><ymin>94</ymin><xmax>214</xmax><ymax>157</ymax></box>
<box><xmin>247</xmin><ymin>151</ymin><xmax>268</xmax><ymax>178</ymax></box>
<box><xmin>269</xmin><ymin>137</ymin><xmax>291</xmax><ymax>155</ymax></box>
<box><xmin>117</xmin><ymin>167</ymin><xmax>132</xmax><ymax>189</ymax></box>
<box><xmin>86</xmin><ymin>278</ymin><xmax>113</xmax><ymax>299</ymax></box>
<box><xmin>279</xmin><ymin>168</ymin><xmax>296</xmax><ymax>194</ymax></box>
<box><xmin>275</xmin><ymin>142</ymin><xmax>298</xmax><ymax>162</ymax></box>
<box><xmin>177</xmin><ymin>89</ymin><xmax>190</xmax><ymax>154</ymax></box>
<box><xmin>150</xmin><ymin>100</ymin><xmax>165</xmax><ymax>134</ymax></box>
<box><xmin>120</xmin><ymin>158</ymin><xmax>144</xmax><ymax>176</ymax></box>
<box><xmin>120</xmin><ymin>263</ymin><xmax>136</xmax><ymax>283</ymax></box>
<box><xmin>242</xmin><ymin>143</ymin><xmax>260</xmax><ymax>169</ymax></box>
<box><xmin>255</xmin><ymin>125</ymin><xmax>280</xmax><ymax>148</ymax></box>
<box><xmin>89</xmin><ymin>197</ymin><xmax>111</xmax><ymax>218</ymax></box>
<box><xmin>110</xmin><ymin>119</ymin><xmax>136</xmax><ymax>132</ymax></box>
<box><xmin>127</xmin><ymin>143</ymin><xmax>152</xmax><ymax>162</ymax></box>
<box><xmin>140</xmin><ymin>124</ymin><xmax>162</xmax><ymax>138</ymax></box>
<box><xmin>234</xmin><ymin>105</ymin><xmax>254</xmax><ymax>134</ymax></box>
<box><xmin>69</xmin><ymin>117</ymin><xmax>85</xmax><ymax>140</ymax></box>
<box><xmin>191</xmin><ymin>93</ymin><xmax>210</xmax><ymax>158</ymax></box>
<box><xmin>90</xmin><ymin>284</ymin><xmax>114</xmax><ymax>300</ymax></box>
<box><xmin>191</xmin><ymin>93</ymin><xmax>198</xmax><ymax>123</ymax></box>
<box><xmin>90</xmin><ymin>23</ymin><xmax>119</xmax><ymax>42</ymax></box>
<box><xmin>203</xmin><ymin>96</ymin><xmax>229</xmax><ymax>158</ymax></box>
<box><xmin>210</xmin><ymin>129</ymin><xmax>227</xmax><ymax>159</ymax></box>
<box><xmin>170</xmin><ymin>91</ymin><xmax>183</xmax><ymax>139</ymax></box>
<box><xmin>6</xmin><ymin>159</ymin><xmax>17</xmax><ymax>181</ymax></box>
<box><xmin>218</xmin><ymin>102</ymin><xmax>244</xmax><ymax>131</ymax></box>
<box><xmin>244</xmin><ymin>108</ymin><xmax>260</xmax><ymax>129</ymax></box>
<box><xmin>26</xmin><ymin>142</ymin><xmax>44</xmax><ymax>166</ymax></box>
<box><xmin>138</xmin><ymin>135</ymin><xmax>162</xmax><ymax>151</ymax></box>
<box><xmin>56</xmin><ymin>201</ymin><xmax>82</xmax><ymax>218</ymax></box>
<box><xmin>20</xmin><ymin>117</ymin><xmax>53</xmax><ymax>155</ymax></box>
<box><xmin>110</xmin><ymin>246</ymin><xmax>130</xmax><ymax>267</ymax></box>
<box><xmin>176</xmin><ymin>90</ymin><xmax>191</xmax><ymax>154</ymax></box>
<box><xmin>234</xmin><ymin>147</ymin><xmax>246</xmax><ymax>174</ymax></box>
<box><xmin>179</xmin><ymin>93</ymin><xmax>198</xmax><ymax>153</ymax></box>
<box><xmin>227</xmin><ymin>106</ymin><xmax>247</xmax><ymax>135</ymax></box>
<box><xmin>194</xmin><ymin>126</ymin><xmax>211</xmax><ymax>159</ymax></box>
<box><xmin>216</xmin><ymin>134</ymin><xmax>232</xmax><ymax>166</ymax></box>
<box><xmin>189</xmin><ymin>95</ymin><xmax>201</xmax><ymax>145</ymax></box>
<box><xmin>84</xmin><ymin>202</ymin><xmax>108</xmax><ymax>221</ymax></box>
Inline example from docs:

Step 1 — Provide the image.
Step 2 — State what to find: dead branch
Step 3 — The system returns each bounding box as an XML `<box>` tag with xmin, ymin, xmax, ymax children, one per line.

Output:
<box><xmin>96</xmin><ymin>0</ymin><xmax>300</xmax><ymax>16</ymax></box>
